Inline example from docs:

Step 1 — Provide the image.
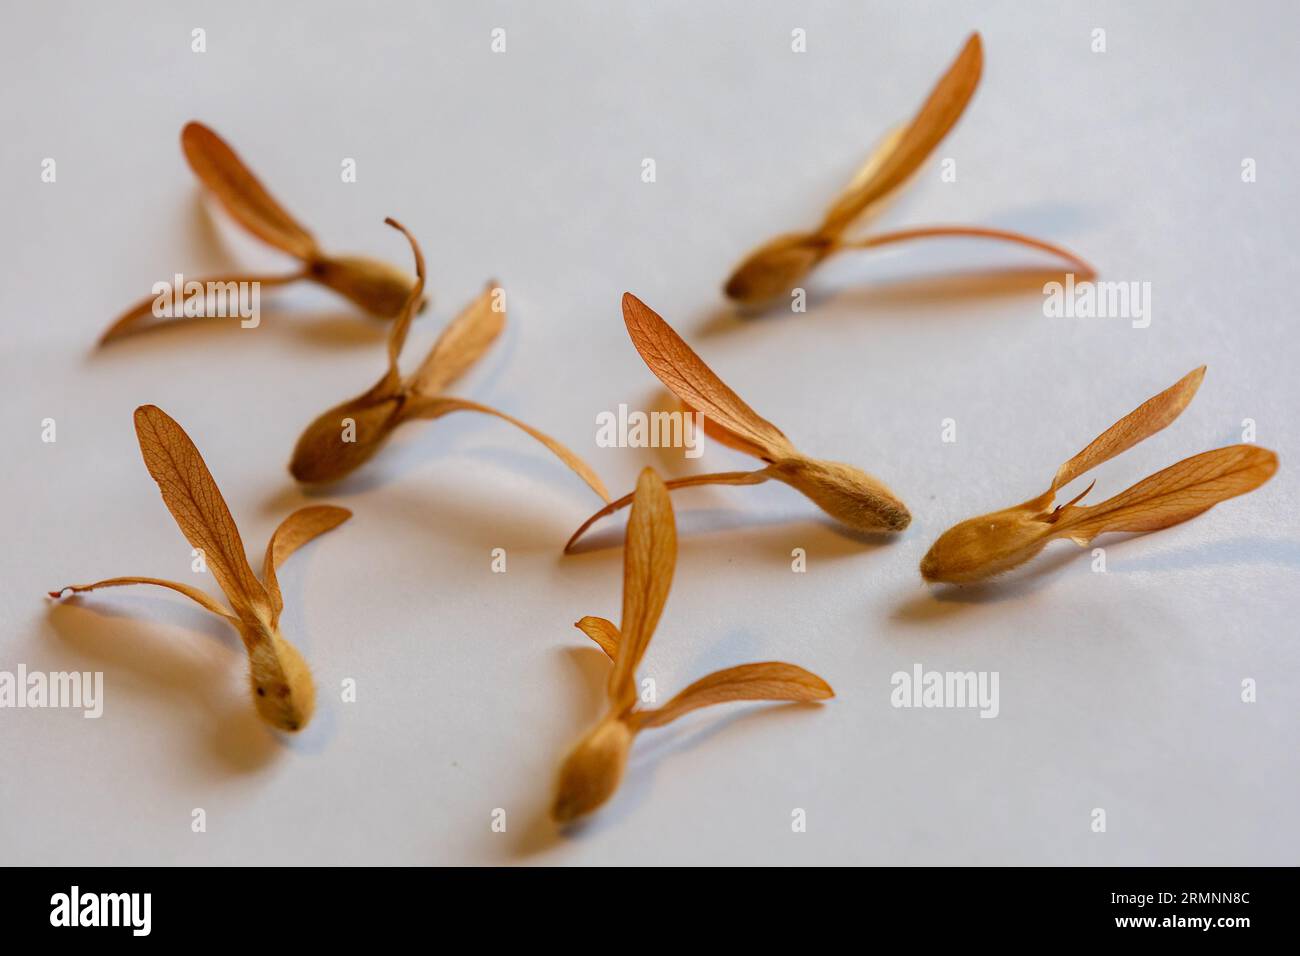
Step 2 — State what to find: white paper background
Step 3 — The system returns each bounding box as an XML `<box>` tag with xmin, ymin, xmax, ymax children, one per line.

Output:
<box><xmin>1</xmin><ymin>1</ymin><xmax>1296</xmax><ymax>865</ymax></box>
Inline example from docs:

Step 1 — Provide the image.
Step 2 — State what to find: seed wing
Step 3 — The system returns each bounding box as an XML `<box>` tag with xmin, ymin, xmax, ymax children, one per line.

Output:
<box><xmin>49</xmin><ymin>576</ymin><xmax>236</xmax><ymax>624</ymax></box>
<box><xmin>133</xmin><ymin>405</ymin><xmax>270</xmax><ymax>627</ymax></box>
<box><xmin>411</xmin><ymin>283</ymin><xmax>505</xmax><ymax>396</ymax></box>
<box><xmin>1056</xmin><ymin>445</ymin><xmax>1277</xmax><ymax>545</ymax></box>
<box><xmin>1052</xmin><ymin>366</ymin><xmax>1206</xmax><ymax>492</ymax></box>
<box><xmin>181</xmin><ymin>122</ymin><xmax>318</xmax><ymax>260</ymax></box>
<box><xmin>380</xmin><ymin>218</ymin><xmax>428</xmax><ymax>380</ymax></box>
<box><xmin>575</xmin><ymin>616</ymin><xmax>620</xmax><ymax>661</ymax></box>
<box><xmin>622</xmin><ymin>293</ymin><xmax>794</xmax><ymax>461</ymax></box>
<box><xmin>262</xmin><ymin>506</ymin><xmax>352</xmax><ymax>620</ymax></box>
<box><xmin>819</xmin><ymin>33</ymin><xmax>982</xmax><ymax>235</ymax></box>
<box><xmin>635</xmin><ymin>662</ymin><xmax>834</xmax><ymax>730</ymax></box>
<box><xmin>609</xmin><ymin>469</ymin><xmax>676</xmax><ymax>709</ymax></box>
<box><xmin>404</xmin><ymin>396</ymin><xmax>610</xmax><ymax>502</ymax></box>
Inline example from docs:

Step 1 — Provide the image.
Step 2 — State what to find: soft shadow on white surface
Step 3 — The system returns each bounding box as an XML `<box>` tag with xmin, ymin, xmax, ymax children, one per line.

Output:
<box><xmin>508</xmin><ymin>643</ymin><xmax>830</xmax><ymax>861</ymax></box>
<box><xmin>45</xmin><ymin>600</ymin><xmax>292</xmax><ymax>773</ymax></box>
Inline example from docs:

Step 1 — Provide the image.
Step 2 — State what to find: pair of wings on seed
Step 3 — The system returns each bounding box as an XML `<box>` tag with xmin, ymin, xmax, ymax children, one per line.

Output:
<box><xmin>1039</xmin><ymin>367</ymin><xmax>1276</xmax><ymax>543</ymax></box>
<box><xmin>55</xmin><ymin>405</ymin><xmax>349</xmax><ymax>633</ymax></box>
<box><xmin>574</xmin><ymin>469</ymin><xmax>833</xmax><ymax>729</ymax></box>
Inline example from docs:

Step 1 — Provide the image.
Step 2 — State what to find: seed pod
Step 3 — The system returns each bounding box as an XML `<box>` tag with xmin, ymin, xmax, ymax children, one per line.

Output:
<box><xmin>308</xmin><ymin>254</ymin><xmax>420</xmax><ymax>319</ymax></box>
<box><xmin>767</xmin><ymin>456</ymin><xmax>912</xmax><ymax>533</ymax></box>
<box><xmin>552</xmin><ymin>469</ymin><xmax>833</xmax><ymax>823</ymax></box>
<box><xmin>49</xmin><ymin>405</ymin><xmax>350</xmax><ymax>732</ymax></box>
<box><xmin>288</xmin><ymin>219</ymin><xmax>609</xmax><ymax>505</ymax></box>
<box><xmin>102</xmin><ymin>122</ymin><xmax>420</xmax><ymax>342</ymax></box>
<box><xmin>565</xmin><ymin>293</ymin><xmax>909</xmax><ymax>550</ymax></box>
<box><xmin>723</xmin><ymin>232</ymin><xmax>834</xmax><ymax>304</ymax></box>
<box><xmin>551</xmin><ymin>717</ymin><xmax>634</xmax><ymax>824</ymax></box>
<box><xmin>921</xmin><ymin>367</ymin><xmax>1279</xmax><ymax>584</ymax></box>
<box><xmin>722</xmin><ymin>33</ymin><xmax>1094</xmax><ymax>307</ymax></box>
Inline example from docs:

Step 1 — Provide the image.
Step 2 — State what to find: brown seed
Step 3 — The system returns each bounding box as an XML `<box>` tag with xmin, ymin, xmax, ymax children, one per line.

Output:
<box><xmin>920</xmin><ymin>367</ymin><xmax>1278</xmax><ymax>584</ymax></box>
<box><xmin>564</xmin><ymin>293</ymin><xmax>909</xmax><ymax>550</ymax></box>
<box><xmin>722</xmin><ymin>33</ymin><xmax>1095</xmax><ymax>307</ymax></box>
<box><xmin>552</xmin><ymin>469</ymin><xmax>833</xmax><ymax>823</ymax></box>
<box><xmin>48</xmin><ymin>405</ymin><xmax>350</xmax><ymax>732</ymax></box>
<box><xmin>101</xmin><ymin>122</ymin><xmax>421</xmax><ymax>342</ymax></box>
<box><xmin>289</xmin><ymin>219</ymin><xmax>610</xmax><ymax>505</ymax></box>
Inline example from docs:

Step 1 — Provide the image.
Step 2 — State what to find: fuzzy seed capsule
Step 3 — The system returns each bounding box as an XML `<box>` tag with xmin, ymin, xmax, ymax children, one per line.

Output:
<box><xmin>310</xmin><ymin>255</ymin><xmax>417</xmax><ymax>318</ymax></box>
<box><xmin>723</xmin><ymin>233</ymin><xmax>831</xmax><ymax>305</ymax></box>
<box><xmin>551</xmin><ymin>716</ymin><xmax>634</xmax><ymax>823</ymax></box>
<box><xmin>245</xmin><ymin>632</ymin><xmax>316</xmax><ymax>732</ymax></box>
<box><xmin>919</xmin><ymin>498</ymin><xmax>1055</xmax><ymax>584</ymax></box>
<box><xmin>289</xmin><ymin>395</ymin><xmax>405</xmax><ymax>483</ymax></box>
<box><xmin>769</xmin><ymin>456</ymin><xmax>911</xmax><ymax>533</ymax></box>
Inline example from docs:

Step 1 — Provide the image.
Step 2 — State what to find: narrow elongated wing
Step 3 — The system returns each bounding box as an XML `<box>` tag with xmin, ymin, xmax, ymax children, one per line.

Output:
<box><xmin>261</xmin><ymin>506</ymin><xmax>352</xmax><ymax>620</ymax></box>
<box><xmin>1052</xmin><ymin>366</ymin><xmax>1206</xmax><ymax>492</ymax></box>
<box><xmin>622</xmin><ymin>293</ymin><xmax>794</xmax><ymax>461</ymax></box>
<box><xmin>1058</xmin><ymin>445</ymin><xmax>1277</xmax><ymax>544</ymax></box>
<box><xmin>608</xmin><ymin>469</ymin><xmax>676</xmax><ymax>710</ymax></box>
<box><xmin>133</xmin><ymin>405</ymin><xmax>270</xmax><ymax>628</ymax></box>
<box><xmin>635</xmin><ymin>662</ymin><xmax>833</xmax><ymax>730</ymax></box>
<box><xmin>181</xmin><ymin>122</ymin><xmax>318</xmax><ymax>260</ymax></box>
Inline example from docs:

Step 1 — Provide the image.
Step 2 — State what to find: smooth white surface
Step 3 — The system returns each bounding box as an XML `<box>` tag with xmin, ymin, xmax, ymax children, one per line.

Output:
<box><xmin>1</xmin><ymin>1</ymin><xmax>1297</xmax><ymax>865</ymax></box>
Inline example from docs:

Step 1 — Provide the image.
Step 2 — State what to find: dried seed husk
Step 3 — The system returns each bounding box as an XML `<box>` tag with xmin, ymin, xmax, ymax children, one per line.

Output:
<box><xmin>246</xmin><ymin>632</ymin><xmax>316</xmax><ymax>733</ymax></box>
<box><xmin>308</xmin><ymin>254</ymin><xmax>417</xmax><ymax>319</ymax></box>
<box><xmin>722</xmin><ymin>33</ymin><xmax>1094</xmax><ymax>305</ymax></box>
<box><xmin>288</xmin><ymin>390</ymin><xmax>406</xmax><ymax>484</ymax></box>
<box><xmin>920</xmin><ymin>369</ymin><xmax>1278</xmax><ymax>584</ymax></box>
<box><xmin>552</xmin><ymin>467</ymin><xmax>833</xmax><ymax>823</ymax></box>
<box><xmin>722</xmin><ymin>232</ymin><xmax>835</xmax><ymax>306</ymax></box>
<box><xmin>766</xmin><ymin>455</ymin><xmax>911</xmax><ymax>532</ymax></box>
<box><xmin>102</xmin><ymin>122</ymin><xmax>419</xmax><ymax>341</ymax></box>
<box><xmin>564</xmin><ymin>295</ymin><xmax>908</xmax><ymax>548</ymax></box>
<box><xmin>551</xmin><ymin>716</ymin><xmax>634</xmax><ymax>824</ymax></box>
<box><xmin>919</xmin><ymin>491</ymin><xmax>1058</xmax><ymax>585</ymax></box>
<box><xmin>289</xmin><ymin>221</ymin><xmax>608</xmax><ymax>502</ymax></box>
<box><xmin>51</xmin><ymin>405</ymin><xmax>349</xmax><ymax>732</ymax></box>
